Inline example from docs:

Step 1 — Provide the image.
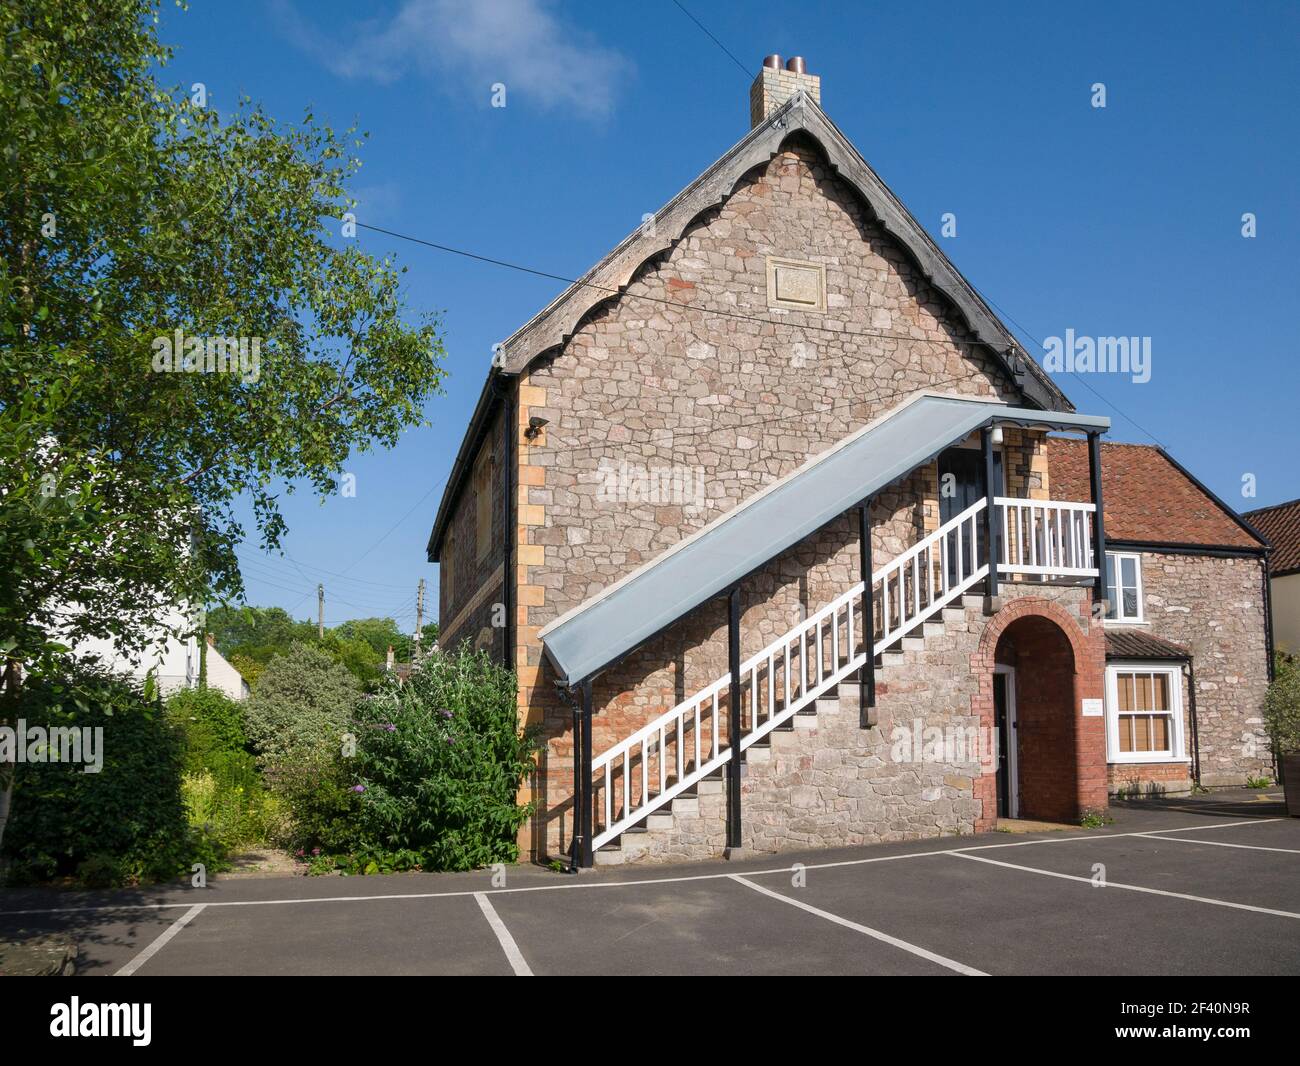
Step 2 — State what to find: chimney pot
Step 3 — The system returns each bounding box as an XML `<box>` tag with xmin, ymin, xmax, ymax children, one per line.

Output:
<box><xmin>749</xmin><ymin>54</ymin><xmax>820</xmax><ymax>128</ymax></box>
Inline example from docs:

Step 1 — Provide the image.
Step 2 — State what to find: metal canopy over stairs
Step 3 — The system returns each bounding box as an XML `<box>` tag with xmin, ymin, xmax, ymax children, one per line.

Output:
<box><xmin>540</xmin><ymin>392</ymin><xmax>1108</xmax><ymax>688</ymax></box>
<box><xmin>551</xmin><ymin>393</ymin><xmax>1110</xmax><ymax>868</ymax></box>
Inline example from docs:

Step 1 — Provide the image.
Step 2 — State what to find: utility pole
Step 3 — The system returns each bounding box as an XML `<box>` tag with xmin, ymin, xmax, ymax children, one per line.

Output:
<box><xmin>317</xmin><ymin>584</ymin><xmax>325</xmax><ymax>639</ymax></box>
<box><xmin>414</xmin><ymin>578</ymin><xmax>425</xmax><ymax>659</ymax></box>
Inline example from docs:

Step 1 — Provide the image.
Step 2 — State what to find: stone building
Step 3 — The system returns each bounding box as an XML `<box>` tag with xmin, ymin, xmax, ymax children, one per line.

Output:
<box><xmin>1244</xmin><ymin>497</ymin><xmax>1300</xmax><ymax>656</ymax></box>
<box><xmin>427</xmin><ymin>57</ymin><xmax>1272</xmax><ymax>866</ymax></box>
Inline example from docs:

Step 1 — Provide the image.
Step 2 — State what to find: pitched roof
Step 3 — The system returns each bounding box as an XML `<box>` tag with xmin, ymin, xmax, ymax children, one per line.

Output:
<box><xmin>1244</xmin><ymin>498</ymin><xmax>1300</xmax><ymax>576</ymax></box>
<box><xmin>494</xmin><ymin>93</ymin><xmax>1069</xmax><ymax>412</ymax></box>
<box><xmin>428</xmin><ymin>90</ymin><xmax>1075</xmax><ymax>560</ymax></box>
<box><xmin>541</xmin><ymin>393</ymin><xmax>1109</xmax><ymax>685</ymax></box>
<box><xmin>1047</xmin><ymin>439</ymin><xmax>1266</xmax><ymax>552</ymax></box>
<box><xmin>1105</xmin><ymin>630</ymin><xmax>1191</xmax><ymax>661</ymax></box>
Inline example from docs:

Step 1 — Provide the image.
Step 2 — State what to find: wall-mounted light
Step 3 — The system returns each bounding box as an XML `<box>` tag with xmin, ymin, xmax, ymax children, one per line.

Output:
<box><xmin>991</xmin><ymin>425</ymin><xmax>1004</xmax><ymax>445</ymax></box>
<box><xmin>524</xmin><ymin>415</ymin><xmax>549</xmax><ymax>441</ymax></box>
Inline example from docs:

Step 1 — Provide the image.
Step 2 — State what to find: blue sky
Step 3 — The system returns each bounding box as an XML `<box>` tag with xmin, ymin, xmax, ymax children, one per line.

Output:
<box><xmin>157</xmin><ymin>0</ymin><xmax>1299</xmax><ymax>629</ymax></box>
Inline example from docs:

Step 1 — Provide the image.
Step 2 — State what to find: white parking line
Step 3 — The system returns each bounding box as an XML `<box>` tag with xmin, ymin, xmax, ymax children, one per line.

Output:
<box><xmin>113</xmin><ymin>904</ymin><xmax>206</xmax><ymax>976</ymax></box>
<box><xmin>1</xmin><ymin>817</ymin><xmax>1285</xmax><ymax>917</ymax></box>
<box><xmin>1138</xmin><ymin>834</ymin><xmax>1300</xmax><ymax>855</ymax></box>
<box><xmin>474</xmin><ymin>892</ymin><xmax>533</xmax><ymax>976</ymax></box>
<box><xmin>950</xmin><ymin>852</ymin><xmax>1300</xmax><ymax>920</ymax></box>
<box><xmin>729</xmin><ymin>874</ymin><xmax>988</xmax><ymax>976</ymax></box>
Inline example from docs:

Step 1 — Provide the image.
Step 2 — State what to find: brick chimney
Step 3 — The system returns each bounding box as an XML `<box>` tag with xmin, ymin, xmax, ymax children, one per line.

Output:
<box><xmin>749</xmin><ymin>54</ymin><xmax>820</xmax><ymax>127</ymax></box>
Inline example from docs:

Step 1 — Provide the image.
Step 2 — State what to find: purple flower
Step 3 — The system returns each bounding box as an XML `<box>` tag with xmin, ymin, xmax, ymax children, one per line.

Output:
<box><xmin>352</xmin><ymin>784</ymin><xmax>366</xmax><ymax>793</ymax></box>
<box><xmin>439</xmin><ymin>709</ymin><xmax>452</xmax><ymax>720</ymax></box>
<box><xmin>295</xmin><ymin>849</ymin><xmax>304</xmax><ymax>858</ymax></box>
<box><xmin>382</xmin><ymin>723</ymin><xmax>397</xmax><ymax>732</ymax></box>
<box><xmin>311</xmin><ymin>847</ymin><xmax>320</xmax><ymax>856</ymax></box>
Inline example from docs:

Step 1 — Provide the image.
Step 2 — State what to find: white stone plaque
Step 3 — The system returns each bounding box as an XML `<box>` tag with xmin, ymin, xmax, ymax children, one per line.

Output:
<box><xmin>1081</xmin><ymin>698</ymin><xmax>1104</xmax><ymax>717</ymax></box>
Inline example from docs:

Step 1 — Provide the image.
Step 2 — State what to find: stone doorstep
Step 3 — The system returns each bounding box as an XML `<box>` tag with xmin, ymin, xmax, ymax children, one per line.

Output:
<box><xmin>995</xmin><ymin>817</ymin><xmax>1076</xmax><ymax>834</ymax></box>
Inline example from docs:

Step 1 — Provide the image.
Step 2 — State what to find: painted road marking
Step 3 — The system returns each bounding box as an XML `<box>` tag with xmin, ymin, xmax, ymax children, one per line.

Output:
<box><xmin>113</xmin><ymin>904</ymin><xmax>206</xmax><ymax>976</ymax></box>
<box><xmin>729</xmin><ymin>874</ymin><xmax>988</xmax><ymax>975</ymax></box>
<box><xmin>474</xmin><ymin>892</ymin><xmax>533</xmax><ymax>976</ymax></box>
<box><xmin>951</xmin><ymin>852</ymin><xmax>1300</xmax><ymax>920</ymax></box>
<box><xmin>1137</xmin><ymin>833</ymin><xmax>1300</xmax><ymax>855</ymax></box>
<box><xmin>2</xmin><ymin>818</ymin><xmax>1285</xmax><ymax>917</ymax></box>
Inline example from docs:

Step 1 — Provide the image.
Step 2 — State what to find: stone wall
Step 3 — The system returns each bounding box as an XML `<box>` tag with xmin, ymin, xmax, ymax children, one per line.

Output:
<box><xmin>1124</xmin><ymin>551</ymin><xmax>1271</xmax><ymax>786</ymax></box>
<box><xmin>439</xmin><ymin>403</ymin><xmax>508</xmax><ymax>660</ymax></box>
<box><xmin>622</xmin><ymin>584</ymin><xmax>1102</xmax><ymax>863</ymax></box>
<box><xmin>513</xmin><ymin>138</ymin><xmax>1041</xmax><ymax>858</ymax></box>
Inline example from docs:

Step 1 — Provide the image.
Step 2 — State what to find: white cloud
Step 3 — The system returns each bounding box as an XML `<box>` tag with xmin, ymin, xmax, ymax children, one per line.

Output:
<box><xmin>273</xmin><ymin>0</ymin><xmax>631</xmax><ymax>119</ymax></box>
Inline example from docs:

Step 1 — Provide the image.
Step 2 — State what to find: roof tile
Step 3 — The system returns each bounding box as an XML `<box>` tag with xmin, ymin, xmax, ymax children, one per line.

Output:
<box><xmin>1047</xmin><ymin>440</ymin><xmax>1262</xmax><ymax>550</ymax></box>
<box><xmin>1244</xmin><ymin>498</ymin><xmax>1300</xmax><ymax>576</ymax></box>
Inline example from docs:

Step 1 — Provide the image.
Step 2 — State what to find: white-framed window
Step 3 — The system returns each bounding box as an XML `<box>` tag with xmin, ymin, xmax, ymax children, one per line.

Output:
<box><xmin>1105</xmin><ymin>662</ymin><xmax>1187</xmax><ymax>763</ymax></box>
<box><xmin>1104</xmin><ymin>551</ymin><xmax>1143</xmax><ymax>622</ymax></box>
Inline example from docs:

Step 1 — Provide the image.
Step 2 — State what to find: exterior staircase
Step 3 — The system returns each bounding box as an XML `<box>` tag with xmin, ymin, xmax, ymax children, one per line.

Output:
<box><xmin>594</xmin><ymin>599</ymin><xmax>985</xmax><ymax>864</ymax></box>
<box><xmin>585</xmin><ymin>492</ymin><xmax>1096</xmax><ymax>865</ymax></box>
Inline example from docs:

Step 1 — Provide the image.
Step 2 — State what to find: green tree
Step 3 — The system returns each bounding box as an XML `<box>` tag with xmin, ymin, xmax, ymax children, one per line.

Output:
<box><xmin>0</xmin><ymin>0</ymin><xmax>445</xmax><ymax>671</ymax></box>
<box><xmin>243</xmin><ymin>642</ymin><xmax>361</xmax><ymax>766</ymax></box>
<box><xmin>1264</xmin><ymin>653</ymin><xmax>1300</xmax><ymax>755</ymax></box>
<box><xmin>0</xmin><ymin>0</ymin><xmax>445</xmax><ymax>845</ymax></box>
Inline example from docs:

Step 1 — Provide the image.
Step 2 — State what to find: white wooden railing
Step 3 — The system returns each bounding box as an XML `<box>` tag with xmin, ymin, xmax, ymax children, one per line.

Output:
<box><xmin>589</xmin><ymin>497</ymin><xmax>1099</xmax><ymax>847</ymax></box>
<box><xmin>995</xmin><ymin>498</ymin><xmax>1096</xmax><ymax>579</ymax></box>
<box><xmin>590</xmin><ymin>497</ymin><xmax>994</xmax><ymax>848</ymax></box>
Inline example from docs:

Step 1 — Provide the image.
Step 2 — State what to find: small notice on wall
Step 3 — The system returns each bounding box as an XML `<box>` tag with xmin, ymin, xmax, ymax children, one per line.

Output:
<box><xmin>1081</xmin><ymin>698</ymin><xmax>1104</xmax><ymax>717</ymax></box>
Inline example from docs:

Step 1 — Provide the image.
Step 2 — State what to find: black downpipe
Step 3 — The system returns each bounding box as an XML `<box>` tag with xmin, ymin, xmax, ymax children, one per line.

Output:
<box><xmin>1262</xmin><ymin>556</ymin><xmax>1276</xmax><ymax>683</ymax></box>
<box><xmin>1088</xmin><ymin>432</ymin><xmax>1108</xmax><ymax>607</ymax></box>
<box><xmin>1187</xmin><ymin>659</ymin><xmax>1201</xmax><ymax>789</ymax></box>
<box><xmin>502</xmin><ymin>380</ymin><xmax>516</xmax><ymax>672</ymax></box>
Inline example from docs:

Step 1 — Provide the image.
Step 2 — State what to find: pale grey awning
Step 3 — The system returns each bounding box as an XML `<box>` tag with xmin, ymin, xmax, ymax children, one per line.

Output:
<box><xmin>540</xmin><ymin>393</ymin><xmax>1109</xmax><ymax>686</ymax></box>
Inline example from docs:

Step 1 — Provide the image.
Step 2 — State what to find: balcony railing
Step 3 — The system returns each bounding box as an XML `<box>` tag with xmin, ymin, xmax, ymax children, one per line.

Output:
<box><xmin>995</xmin><ymin>497</ymin><xmax>1097</xmax><ymax>579</ymax></box>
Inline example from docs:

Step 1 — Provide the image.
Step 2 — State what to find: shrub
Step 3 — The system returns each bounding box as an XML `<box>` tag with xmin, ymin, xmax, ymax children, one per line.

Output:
<box><xmin>274</xmin><ymin>748</ymin><xmax>363</xmax><ymax>856</ymax></box>
<box><xmin>346</xmin><ymin>648</ymin><xmax>536</xmax><ymax>871</ymax></box>
<box><xmin>181</xmin><ymin>755</ymin><xmax>287</xmax><ymax>853</ymax></box>
<box><xmin>1264</xmin><ymin>653</ymin><xmax>1300</xmax><ymax>755</ymax></box>
<box><xmin>3</xmin><ymin>660</ymin><xmax>193</xmax><ymax>885</ymax></box>
<box><xmin>165</xmin><ymin>687</ymin><xmax>248</xmax><ymax>773</ymax></box>
<box><xmin>244</xmin><ymin>642</ymin><xmax>360</xmax><ymax>765</ymax></box>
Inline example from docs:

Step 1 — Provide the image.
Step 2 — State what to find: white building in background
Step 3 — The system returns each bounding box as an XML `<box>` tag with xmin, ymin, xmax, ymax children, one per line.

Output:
<box><xmin>73</xmin><ymin>607</ymin><xmax>249</xmax><ymax>701</ymax></box>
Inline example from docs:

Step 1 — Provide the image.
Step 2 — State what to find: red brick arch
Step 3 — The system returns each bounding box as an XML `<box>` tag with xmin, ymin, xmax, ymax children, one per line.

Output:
<box><xmin>969</xmin><ymin>596</ymin><xmax>1108</xmax><ymax>831</ymax></box>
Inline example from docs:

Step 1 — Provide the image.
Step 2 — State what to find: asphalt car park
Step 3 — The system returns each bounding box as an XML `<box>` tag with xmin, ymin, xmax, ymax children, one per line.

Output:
<box><xmin>1</xmin><ymin>788</ymin><xmax>1295</xmax><ymax>977</ymax></box>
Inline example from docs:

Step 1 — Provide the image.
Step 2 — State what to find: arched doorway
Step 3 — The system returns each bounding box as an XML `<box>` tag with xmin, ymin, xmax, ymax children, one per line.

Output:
<box><xmin>993</xmin><ymin>614</ymin><xmax>1080</xmax><ymax>824</ymax></box>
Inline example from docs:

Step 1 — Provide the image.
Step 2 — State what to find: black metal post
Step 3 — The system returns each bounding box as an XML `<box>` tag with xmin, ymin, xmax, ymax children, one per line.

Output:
<box><xmin>569</xmin><ymin>694</ymin><xmax>583</xmax><ymax>869</ymax></box>
<box><xmin>1088</xmin><ymin>431</ymin><xmax>1108</xmax><ymax>607</ymax></box>
<box><xmin>859</xmin><ymin>501</ymin><xmax>875</xmax><ymax>724</ymax></box>
<box><xmin>982</xmin><ymin>427</ymin><xmax>999</xmax><ymax>598</ymax></box>
<box><xmin>579</xmin><ymin>679</ymin><xmax>594</xmax><ymax>868</ymax></box>
<box><xmin>726</xmin><ymin>585</ymin><xmax>743</xmax><ymax>850</ymax></box>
